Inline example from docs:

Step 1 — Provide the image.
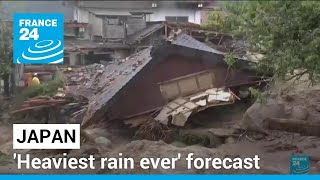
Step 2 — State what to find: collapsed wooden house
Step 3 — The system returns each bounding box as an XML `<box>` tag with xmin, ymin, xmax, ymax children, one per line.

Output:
<box><xmin>81</xmin><ymin>33</ymin><xmax>268</xmax><ymax>127</ymax></box>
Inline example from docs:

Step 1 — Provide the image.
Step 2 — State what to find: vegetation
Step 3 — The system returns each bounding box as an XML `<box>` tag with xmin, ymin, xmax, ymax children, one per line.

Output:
<box><xmin>224</xmin><ymin>52</ymin><xmax>237</xmax><ymax>67</ymax></box>
<box><xmin>202</xmin><ymin>8</ymin><xmax>227</xmax><ymax>32</ymax></box>
<box><xmin>0</xmin><ymin>18</ymin><xmax>13</xmax><ymax>95</ymax></box>
<box><xmin>0</xmin><ymin>152</ymin><xmax>12</xmax><ymax>166</ymax></box>
<box><xmin>249</xmin><ymin>87</ymin><xmax>267</xmax><ymax>104</ymax></box>
<box><xmin>205</xmin><ymin>1</ymin><xmax>320</xmax><ymax>84</ymax></box>
<box><xmin>22</xmin><ymin>71</ymin><xmax>65</xmax><ymax>98</ymax></box>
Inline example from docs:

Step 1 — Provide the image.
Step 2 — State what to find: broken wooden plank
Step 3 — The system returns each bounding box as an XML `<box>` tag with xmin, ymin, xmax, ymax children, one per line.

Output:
<box><xmin>28</xmin><ymin>96</ymin><xmax>51</xmax><ymax>100</ymax></box>
<box><xmin>25</xmin><ymin>99</ymin><xmax>67</xmax><ymax>106</ymax></box>
<box><xmin>71</xmin><ymin>108</ymin><xmax>87</xmax><ymax>117</ymax></box>
<box><xmin>264</xmin><ymin>118</ymin><xmax>320</xmax><ymax>136</ymax></box>
<box><xmin>228</xmin><ymin>89</ymin><xmax>241</xmax><ymax>100</ymax></box>
<box><xmin>10</xmin><ymin>105</ymin><xmax>52</xmax><ymax>115</ymax></box>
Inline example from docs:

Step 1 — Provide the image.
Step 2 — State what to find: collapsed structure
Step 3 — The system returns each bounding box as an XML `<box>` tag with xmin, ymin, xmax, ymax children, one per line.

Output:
<box><xmin>80</xmin><ymin>32</ymin><xmax>268</xmax><ymax>127</ymax></box>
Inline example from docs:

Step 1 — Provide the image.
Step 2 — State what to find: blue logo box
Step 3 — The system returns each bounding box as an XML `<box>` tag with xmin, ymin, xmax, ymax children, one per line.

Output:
<box><xmin>13</xmin><ymin>13</ymin><xmax>64</xmax><ymax>64</ymax></box>
<box><xmin>290</xmin><ymin>155</ymin><xmax>310</xmax><ymax>174</ymax></box>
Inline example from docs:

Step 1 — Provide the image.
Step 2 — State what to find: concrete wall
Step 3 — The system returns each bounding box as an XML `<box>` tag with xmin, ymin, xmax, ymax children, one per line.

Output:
<box><xmin>91</xmin><ymin>15</ymin><xmax>103</xmax><ymax>37</ymax></box>
<box><xmin>147</xmin><ymin>8</ymin><xmax>201</xmax><ymax>24</ymax></box>
<box><xmin>127</xmin><ymin>18</ymin><xmax>147</xmax><ymax>35</ymax></box>
<box><xmin>69</xmin><ymin>53</ymin><xmax>78</xmax><ymax>66</ymax></box>
<box><xmin>74</xmin><ymin>7</ymin><xmax>90</xmax><ymax>23</ymax></box>
<box><xmin>74</xmin><ymin>7</ymin><xmax>104</xmax><ymax>38</ymax></box>
<box><xmin>105</xmin><ymin>25</ymin><xmax>125</xmax><ymax>39</ymax></box>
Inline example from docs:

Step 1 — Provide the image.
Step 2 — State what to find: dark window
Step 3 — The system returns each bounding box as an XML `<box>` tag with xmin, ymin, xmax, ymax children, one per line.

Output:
<box><xmin>165</xmin><ymin>16</ymin><xmax>188</xmax><ymax>23</ymax></box>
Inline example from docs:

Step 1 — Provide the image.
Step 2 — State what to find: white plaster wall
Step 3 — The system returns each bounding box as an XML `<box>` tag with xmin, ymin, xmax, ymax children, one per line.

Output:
<box><xmin>75</xmin><ymin>7</ymin><xmax>202</xmax><ymax>24</ymax></box>
<box><xmin>195</xmin><ymin>10</ymin><xmax>201</xmax><ymax>24</ymax></box>
<box><xmin>90</xmin><ymin>13</ymin><xmax>103</xmax><ymax>37</ymax></box>
<box><xmin>74</xmin><ymin>7</ymin><xmax>90</xmax><ymax>23</ymax></box>
<box><xmin>74</xmin><ymin>7</ymin><xmax>103</xmax><ymax>38</ymax></box>
<box><xmin>148</xmin><ymin>8</ymin><xmax>201</xmax><ymax>24</ymax></box>
<box><xmin>69</xmin><ymin>53</ymin><xmax>78</xmax><ymax>66</ymax></box>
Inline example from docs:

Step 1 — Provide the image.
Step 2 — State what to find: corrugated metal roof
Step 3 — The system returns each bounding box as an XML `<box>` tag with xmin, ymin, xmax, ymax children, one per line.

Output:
<box><xmin>171</xmin><ymin>33</ymin><xmax>225</xmax><ymax>55</ymax></box>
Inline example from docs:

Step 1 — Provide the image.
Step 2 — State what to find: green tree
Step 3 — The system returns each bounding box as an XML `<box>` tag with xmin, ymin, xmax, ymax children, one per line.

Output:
<box><xmin>202</xmin><ymin>7</ymin><xmax>228</xmax><ymax>32</ymax></box>
<box><xmin>0</xmin><ymin>18</ymin><xmax>13</xmax><ymax>96</ymax></box>
<box><xmin>208</xmin><ymin>1</ymin><xmax>320</xmax><ymax>84</ymax></box>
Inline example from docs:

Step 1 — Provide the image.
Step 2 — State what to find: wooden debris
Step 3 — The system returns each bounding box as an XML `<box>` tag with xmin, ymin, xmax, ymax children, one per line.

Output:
<box><xmin>11</xmin><ymin>97</ymin><xmax>70</xmax><ymax>115</ymax></box>
<box><xmin>71</xmin><ymin>108</ymin><xmax>87</xmax><ymax>117</ymax></box>
<box><xmin>134</xmin><ymin>117</ymin><xmax>171</xmax><ymax>141</ymax></box>
<box><xmin>11</xmin><ymin>105</ymin><xmax>52</xmax><ymax>115</ymax></box>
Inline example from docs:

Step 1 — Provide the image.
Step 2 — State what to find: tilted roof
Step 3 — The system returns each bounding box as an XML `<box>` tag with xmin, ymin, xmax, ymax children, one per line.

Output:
<box><xmin>126</xmin><ymin>23</ymin><xmax>165</xmax><ymax>45</ymax></box>
<box><xmin>82</xmin><ymin>47</ymin><xmax>153</xmax><ymax>126</ymax></box>
<box><xmin>170</xmin><ymin>33</ymin><xmax>225</xmax><ymax>55</ymax></box>
<box><xmin>81</xmin><ymin>34</ymin><xmax>238</xmax><ymax>127</ymax></box>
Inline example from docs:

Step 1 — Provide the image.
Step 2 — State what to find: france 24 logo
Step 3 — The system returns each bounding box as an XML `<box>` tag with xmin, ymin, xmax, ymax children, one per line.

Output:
<box><xmin>13</xmin><ymin>13</ymin><xmax>64</xmax><ymax>64</ymax></box>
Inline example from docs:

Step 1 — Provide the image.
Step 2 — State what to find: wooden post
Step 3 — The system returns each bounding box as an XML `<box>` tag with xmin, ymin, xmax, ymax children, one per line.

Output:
<box><xmin>165</xmin><ymin>24</ymin><xmax>168</xmax><ymax>37</ymax></box>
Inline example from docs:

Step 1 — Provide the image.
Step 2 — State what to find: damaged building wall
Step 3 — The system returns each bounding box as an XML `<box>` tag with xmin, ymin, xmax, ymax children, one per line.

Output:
<box><xmin>127</xmin><ymin>16</ymin><xmax>147</xmax><ymax>36</ymax></box>
<box><xmin>90</xmin><ymin>14</ymin><xmax>104</xmax><ymax>39</ymax></box>
<box><xmin>106</xmin><ymin>51</ymin><xmax>256</xmax><ymax>120</ymax></box>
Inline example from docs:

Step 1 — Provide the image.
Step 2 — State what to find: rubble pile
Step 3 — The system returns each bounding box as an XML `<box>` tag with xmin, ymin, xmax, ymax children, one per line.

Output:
<box><xmin>241</xmin><ymin>85</ymin><xmax>320</xmax><ymax>136</ymax></box>
<box><xmin>10</xmin><ymin>97</ymin><xmax>69</xmax><ymax>115</ymax></box>
<box><xmin>63</xmin><ymin>63</ymin><xmax>106</xmax><ymax>100</ymax></box>
<box><xmin>63</xmin><ymin>63</ymin><xmax>105</xmax><ymax>86</ymax></box>
<box><xmin>10</xmin><ymin>91</ymin><xmax>88</xmax><ymax>123</ymax></box>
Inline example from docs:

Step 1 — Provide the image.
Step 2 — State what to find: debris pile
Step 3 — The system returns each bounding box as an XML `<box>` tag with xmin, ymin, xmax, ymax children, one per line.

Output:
<box><xmin>10</xmin><ymin>91</ymin><xmax>88</xmax><ymax>123</ymax></box>
<box><xmin>134</xmin><ymin>118</ymin><xmax>171</xmax><ymax>141</ymax></box>
<box><xmin>10</xmin><ymin>96</ymin><xmax>70</xmax><ymax>115</ymax></box>
<box><xmin>155</xmin><ymin>88</ymin><xmax>237</xmax><ymax>127</ymax></box>
<box><xmin>63</xmin><ymin>63</ymin><xmax>105</xmax><ymax>86</ymax></box>
<box><xmin>62</xmin><ymin>63</ymin><xmax>106</xmax><ymax>100</ymax></box>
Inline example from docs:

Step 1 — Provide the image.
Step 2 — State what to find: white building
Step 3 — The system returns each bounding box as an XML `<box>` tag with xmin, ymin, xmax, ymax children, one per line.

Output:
<box><xmin>72</xmin><ymin>1</ymin><xmax>212</xmax><ymax>25</ymax></box>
